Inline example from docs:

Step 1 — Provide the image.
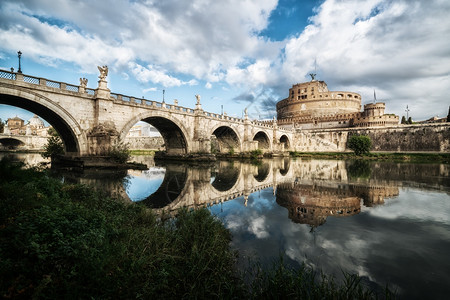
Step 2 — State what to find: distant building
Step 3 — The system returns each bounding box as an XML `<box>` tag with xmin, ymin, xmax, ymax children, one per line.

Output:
<box><xmin>415</xmin><ymin>116</ymin><xmax>447</xmax><ymax>124</ymax></box>
<box><xmin>4</xmin><ymin>115</ymin><xmax>49</xmax><ymax>136</ymax></box>
<box><xmin>127</xmin><ymin>122</ymin><xmax>161</xmax><ymax>137</ymax></box>
<box><xmin>276</xmin><ymin>78</ymin><xmax>399</xmax><ymax>129</ymax></box>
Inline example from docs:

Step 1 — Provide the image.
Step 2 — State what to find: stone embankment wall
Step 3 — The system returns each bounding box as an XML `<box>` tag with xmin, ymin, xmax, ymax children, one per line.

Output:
<box><xmin>124</xmin><ymin>136</ymin><xmax>164</xmax><ymax>150</ymax></box>
<box><xmin>292</xmin><ymin>123</ymin><xmax>450</xmax><ymax>153</ymax></box>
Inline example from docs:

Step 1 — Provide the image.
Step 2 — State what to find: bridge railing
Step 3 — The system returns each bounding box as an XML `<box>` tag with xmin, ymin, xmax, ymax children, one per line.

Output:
<box><xmin>0</xmin><ymin>68</ymin><xmax>293</xmax><ymax>131</ymax></box>
<box><xmin>0</xmin><ymin>69</ymin><xmax>87</xmax><ymax>94</ymax></box>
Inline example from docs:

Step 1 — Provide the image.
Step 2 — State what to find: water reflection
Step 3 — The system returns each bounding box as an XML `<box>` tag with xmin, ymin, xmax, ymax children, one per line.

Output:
<box><xmin>6</xmin><ymin>153</ymin><xmax>450</xmax><ymax>299</ymax></box>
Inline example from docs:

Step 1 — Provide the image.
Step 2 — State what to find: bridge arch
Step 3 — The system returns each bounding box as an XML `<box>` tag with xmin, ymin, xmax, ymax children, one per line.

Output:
<box><xmin>0</xmin><ymin>85</ymin><xmax>85</xmax><ymax>154</ymax></box>
<box><xmin>119</xmin><ymin>112</ymin><xmax>191</xmax><ymax>155</ymax></box>
<box><xmin>210</xmin><ymin>125</ymin><xmax>241</xmax><ymax>153</ymax></box>
<box><xmin>0</xmin><ymin>137</ymin><xmax>25</xmax><ymax>150</ymax></box>
<box><xmin>253</xmin><ymin>131</ymin><xmax>271</xmax><ymax>150</ymax></box>
<box><xmin>279</xmin><ymin>134</ymin><xmax>291</xmax><ymax>150</ymax></box>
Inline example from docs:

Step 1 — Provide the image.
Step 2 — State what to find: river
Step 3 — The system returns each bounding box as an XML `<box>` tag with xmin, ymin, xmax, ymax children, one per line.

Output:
<box><xmin>2</xmin><ymin>152</ymin><xmax>450</xmax><ymax>299</ymax></box>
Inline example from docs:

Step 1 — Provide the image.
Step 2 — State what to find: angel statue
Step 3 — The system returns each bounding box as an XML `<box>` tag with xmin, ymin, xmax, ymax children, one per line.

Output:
<box><xmin>98</xmin><ymin>65</ymin><xmax>108</xmax><ymax>80</ymax></box>
<box><xmin>195</xmin><ymin>94</ymin><xmax>201</xmax><ymax>105</ymax></box>
<box><xmin>79</xmin><ymin>77</ymin><xmax>88</xmax><ymax>87</ymax></box>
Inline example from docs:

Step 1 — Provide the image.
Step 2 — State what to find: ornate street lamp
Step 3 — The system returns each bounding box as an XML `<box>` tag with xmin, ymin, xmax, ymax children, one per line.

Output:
<box><xmin>17</xmin><ymin>51</ymin><xmax>22</xmax><ymax>73</ymax></box>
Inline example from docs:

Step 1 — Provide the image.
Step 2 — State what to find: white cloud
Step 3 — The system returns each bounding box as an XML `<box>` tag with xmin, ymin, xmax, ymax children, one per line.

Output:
<box><xmin>248</xmin><ymin>216</ymin><xmax>269</xmax><ymax>238</ymax></box>
<box><xmin>0</xmin><ymin>0</ymin><xmax>449</xmax><ymax>119</ymax></box>
<box><xmin>143</xmin><ymin>87</ymin><xmax>157</xmax><ymax>93</ymax></box>
<box><xmin>205</xmin><ymin>82</ymin><xmax>212</xmax><ymax>89</ymax></box>
<box><xmin>129</xmin><ymin>62</ymin><xmax>188</xmax><ymax>87</ymax></box>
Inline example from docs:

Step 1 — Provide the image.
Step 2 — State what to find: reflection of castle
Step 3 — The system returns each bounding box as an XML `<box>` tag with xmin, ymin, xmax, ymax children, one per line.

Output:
<box><xmin>276</xmin><ymin>183</ymin><xmax>361</xmax><ymax>227</ymax></box>
<box><xmin>276</xmin><ymin>181</ymin><xmax>399</xmax><ymax>227</ymax></box>
<box><xmin>276</xmin><ymin>79</ymin><xmax>399</xmax><ymax>129</ymax></box>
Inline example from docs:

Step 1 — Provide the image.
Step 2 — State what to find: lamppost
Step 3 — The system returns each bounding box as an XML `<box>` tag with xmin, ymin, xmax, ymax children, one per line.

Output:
<box><xmin>405</xmin><ymin>105</ymin><xmax>410</xmax><ymax>120</ymax></box>
<box><xmin>162</xmin><ymin>89</ymin><xmax>165</xmax><ymax>103</ymax></box>
<box><xmin>17</xmin><ymin>51</ymin><xmax>22</xmax><ymax>73</ymax></box>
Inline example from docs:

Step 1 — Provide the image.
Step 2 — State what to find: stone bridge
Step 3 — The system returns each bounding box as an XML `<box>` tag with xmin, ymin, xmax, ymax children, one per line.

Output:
<box><xmin>0</xmin><ymin>133</ymin><xmax>47</xmax><ymax>151</ymax></box>
<box><xmin>0</xmin><ymin>69</ymin><xmax>294</xmax><ymax>157</ymax></box>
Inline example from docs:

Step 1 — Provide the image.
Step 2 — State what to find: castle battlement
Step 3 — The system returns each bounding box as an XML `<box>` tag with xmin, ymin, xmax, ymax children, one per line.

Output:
<box><xmin>276</xmin><ymin>79</ymin><xmax>399</xmax><ymax>129</ymax></box>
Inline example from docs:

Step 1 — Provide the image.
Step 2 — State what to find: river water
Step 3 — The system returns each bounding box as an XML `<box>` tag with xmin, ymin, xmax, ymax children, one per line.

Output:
<box><xmin>2</xmin><ymin>153</ymin><xmax>450</xmax><ymax>299</ymax></box>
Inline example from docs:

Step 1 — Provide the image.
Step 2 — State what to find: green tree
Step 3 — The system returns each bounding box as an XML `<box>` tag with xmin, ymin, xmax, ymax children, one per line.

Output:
<box><xmin>407</xmin><ymin>117</ymin><xmax>412</xmax><ymax>124</ymax></box>
<box><xmin>0</xmin><ymin>118</ymin><xmax>4</xmax><ymax>133</ymax></box>
<box><xmin>348</xmin><ymin>135</ymin><xmax>372</xmax><ymax>156</ymax></box>
<box><xmin>446</xmin><ymin>106</ymin><xmax>450</xmax><ymax>122</ymax></box>
<box><xmin>108</xmin><ymin>142</ymin><xmax>130</xmax><ymax>163</ymax></box>
<box><xmin>401</xmin><ymin>116</ymin><xmax>406</xmax><ymax>124</ymax></box>
<box><xmin>42</xmin><ymin>127</ymin><xmax>64</xmax><ymax>158</ymax></box>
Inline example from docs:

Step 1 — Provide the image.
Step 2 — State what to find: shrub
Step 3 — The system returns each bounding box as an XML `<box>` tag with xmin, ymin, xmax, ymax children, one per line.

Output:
<box><xmin>348</xmin><ymin>135</ymin><xmax>372</xmax><ymax>156</ymax></box>
<box><xmin>41</xmin><ymin>128</ymin><xmax>64</xmax><ymax>158</ymax></box>
<box><xmin>108</xmin><ymin>142</ymin><xmax>130</xmax><ymax>163</ymax></box>
<box><xmin>250</xmin><ymin>149</ymin><xmax>263</xmax><ymax>159</ymax></box>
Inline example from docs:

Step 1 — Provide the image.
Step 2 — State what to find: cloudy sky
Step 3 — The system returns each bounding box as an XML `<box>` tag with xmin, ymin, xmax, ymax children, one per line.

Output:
<box><xmin>1</xmin><ymin>0</ymin><xmax>449</xmax><ymax>124</ymax></box>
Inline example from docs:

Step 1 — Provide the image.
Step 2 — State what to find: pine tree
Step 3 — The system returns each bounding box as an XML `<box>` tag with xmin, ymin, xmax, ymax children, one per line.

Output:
<box><xmin>401</xmin><ymin>116</ymin><xmax>406</xmax><ymax>124</ymax></box>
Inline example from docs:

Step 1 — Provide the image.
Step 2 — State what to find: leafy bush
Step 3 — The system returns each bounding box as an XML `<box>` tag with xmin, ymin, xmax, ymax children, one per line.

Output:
<box><xmin>348</xmin><ymin>135</ymin><xmax>372</xmax><ymax>156</ymax></box>
<box><xmin>41</xmin><ymin>128</ymin><xmax>64</xmax><ymax>158</ymax></box>
<box><xmin>108</xmin><ymin>142</ymin><xmax>130</xmax><ymax>163</ymax></box>
<box><xmin>250</xmin><ymin>149</ymin><xmax>263</xmax><ymax>159</ymax></box>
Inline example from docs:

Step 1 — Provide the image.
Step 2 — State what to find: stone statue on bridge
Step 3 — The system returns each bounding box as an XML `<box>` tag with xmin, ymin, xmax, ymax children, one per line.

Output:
<box><xmin>97</xmin><ymin>65</ymin><xmax>108</xmax><ymax>80</ymax></box>
<box><xmin>80</xmin><ymin>77</ymin><xmax>88</xmax><ymax>87</ymax></box>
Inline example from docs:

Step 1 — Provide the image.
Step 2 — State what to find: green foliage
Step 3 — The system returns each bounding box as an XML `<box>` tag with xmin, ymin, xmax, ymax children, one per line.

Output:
<box><xmin>401</xmin><ymin>116</ymin><xmax>406</xmax><ymax>124</ymax></box>
<box><xmin>41</xmin><ymin>128</ymin><xmax>64</xmax><ymax>158</ymax></box>
<box><xmin>228</xmin><ymin>147</ymin><xmax>235</xmax><ymax>155</ymax></box>
<box><xmin>250</xmin><ymin>149</ymin><xmax>263</xmax><ymax>159</ymax></box>
<box><xmin>407</xmin><ymin>117</ymin><xmax>412</xmax><ymax>124</ymax></box>
<box><xmin>348</xmin><ymin>135</ymin><xmax>372</xmax><ymax>156</ymax></box>
<box><xmin>0</xmin><ymin>118</ymin><xmax>4</xmax><ymax>133</ymax></box>
<box><xmin>108</xmin><ymin>142</ymin><xmax>130</xmax><ymax>163</ymax></box>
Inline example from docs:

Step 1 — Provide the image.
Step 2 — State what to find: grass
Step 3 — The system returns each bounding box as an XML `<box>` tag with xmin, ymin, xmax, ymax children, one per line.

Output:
<box><xmin>129</xmin><ymin>149</ymin><xmax>156</xmax><ymax>155</ymax></box>
<box><xmin>290</xmin><ymin>151</ymin><xmax>450</xmax><ymax>163</ymax></box>
<box><xmin>0</xmin><ymin>158</ymin><xmax>394</xmax><ymax>299</ymax></box>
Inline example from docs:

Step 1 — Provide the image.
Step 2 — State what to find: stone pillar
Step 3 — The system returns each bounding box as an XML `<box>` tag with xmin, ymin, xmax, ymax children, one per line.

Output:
<box><xmin>193</xmin><ymin>94</ymin><xmax>210</xmax><ymax>153</ymax></box>
<box><xmin>242</xmin><ymin>109</ymin><xmax>251</xmax><ymax>152</ymax></box>
<box><xmin>88</xmin><ymin>66</ymin><xmax>118</xmax><ymax>155</ymax></box>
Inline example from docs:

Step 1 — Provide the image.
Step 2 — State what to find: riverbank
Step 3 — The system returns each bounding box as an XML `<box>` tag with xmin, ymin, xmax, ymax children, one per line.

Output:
<box><xmin>0</xmin><ymin>158</ymin><xmax>392</xmax><ymax>299</ymax></box>
<box><xmin>290</xmin><ymin>151</ymin><xmax>450</xmax><ymax>163</ymax></box>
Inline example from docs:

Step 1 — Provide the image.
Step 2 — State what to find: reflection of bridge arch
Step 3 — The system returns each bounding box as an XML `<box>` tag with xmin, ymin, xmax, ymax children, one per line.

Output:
<box><xmin>0</xmin><ymin>87</ymin><xmax>84</xmax><ymax>154</ymax></box>
<box><xmin>140</xmin><ymin>164</ymin><xmax>189</xmax><ymax>208</ymax></box>
<box><xmin>254</xmin><ymin>162</ymin><xmax>270</xmax><ymax>182</ymax></box>
<box><xmin>279</xmin><ymin>157</ymin><xmax>290</xmax><ymax>175</ymax></box>
<box><xmin>279</xmin><ymin>134</ymin><xmax>290</xmax><ymax>150</ymax></box>
<box><xmin>0</xmin><ymin>137</ymin><xmax>25</xmax><ymax>149</ymax></box>
<box><xmin>211</xmin><ymin>125</ymin><xmax>241</xmax><ymax>153</ymax></box>
<box><xmin>119</xmin><ymin>112</ymin><xmax>190</xmax><ymax>155</ymax></box>
<box><xmin>253</xmin><ymin>131</ymin><xmax>271</xmax><ymax>150</ymax></box>
<box><xmin>211</xmin><ymin>161</ymin><xmax>240</xmax><ymax>192</ymax></box>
